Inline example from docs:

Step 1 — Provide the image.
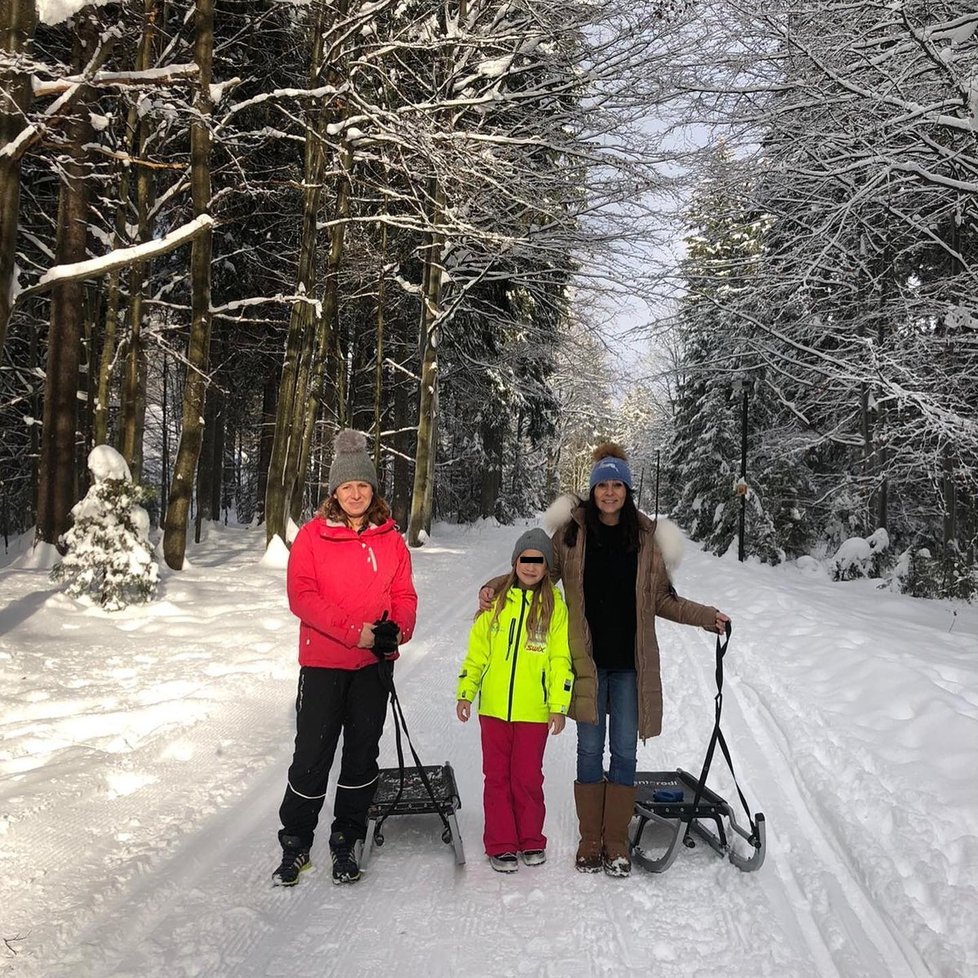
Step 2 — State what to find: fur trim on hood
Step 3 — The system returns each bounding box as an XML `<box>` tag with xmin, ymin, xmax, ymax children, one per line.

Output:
<box><xmin>542</xmin><ymin>492</ymin><xmax>684</xmax><ymax>572</ymax></box>
<box><xmin>653</xmin><ymin>516</ymin><xmax>684</xmax><ymax>572</ymax></box>
<box><xmin>543</xmin><ymin>492</ymin><xmax>579</xmax><ymax>535</ymax></box>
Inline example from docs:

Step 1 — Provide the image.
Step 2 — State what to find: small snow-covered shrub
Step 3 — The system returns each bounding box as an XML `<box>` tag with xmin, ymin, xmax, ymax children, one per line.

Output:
<box><xmin>830</xmin><ymin>528</ymin><xmax>889</xmax><ymax>581</ymax></box>
<box><xmin>52</xmin><ymin>447</ymin><xmax>159</xmax><ymax>611</ymax></box>
<box><xmin>900</xmin><ymin>542</ymin><xmax>977</xmax><ymax>602</ymax></box>
<box><xmin>795</xmin><ymin>555</ymin><xmax>823</xmax><ymax>575</ymax></box>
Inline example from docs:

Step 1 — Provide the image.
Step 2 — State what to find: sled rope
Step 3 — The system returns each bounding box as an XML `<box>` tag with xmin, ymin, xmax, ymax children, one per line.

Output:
<box><xmin>686</xmin><ymin>622</ymin><xmax>759</xmax><ymax>844</ymax></box>
<box><xmin>374</xmin><ymin>658</ymin><xmax>453</xmax><ymax>840</ymax></box>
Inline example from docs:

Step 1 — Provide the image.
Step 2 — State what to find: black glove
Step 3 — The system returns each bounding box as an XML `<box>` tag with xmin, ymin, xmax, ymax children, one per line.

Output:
<box><xmin>372</xmin><ymin>616</ymin><xmax>400</xmax><ymax>658</ymax></box>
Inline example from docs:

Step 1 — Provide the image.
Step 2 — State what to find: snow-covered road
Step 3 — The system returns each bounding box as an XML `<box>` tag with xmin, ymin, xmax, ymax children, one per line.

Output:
<box><xmin>1</xmin><ymin>522</ymin><xmax>976</xmax><ymax>978</ymax></box>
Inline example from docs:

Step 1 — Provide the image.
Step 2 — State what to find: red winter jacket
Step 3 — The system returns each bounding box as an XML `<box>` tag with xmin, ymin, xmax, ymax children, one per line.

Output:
<box><xmin>287</xmin><ymin>516</ymin><xmax>418</xmax><ymax>670</ymax></box>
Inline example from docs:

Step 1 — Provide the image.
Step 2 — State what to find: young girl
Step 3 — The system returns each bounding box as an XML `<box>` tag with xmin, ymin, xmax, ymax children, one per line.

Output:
<box><xmin>456</xmin><ymin>528</ymin><xmax>573</xmax><ymax>872</ymax></box>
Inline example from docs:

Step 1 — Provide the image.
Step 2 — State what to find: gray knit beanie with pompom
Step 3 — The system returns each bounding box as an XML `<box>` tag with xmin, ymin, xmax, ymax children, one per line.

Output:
<box><xmin>511</xmin><ymin>527</ymin><xmax>554</xmax><ymax>569</ymax></box>
<box><xmin>327</xmin><ymin>429</ymin><xmax>378</xmax><ymax>494</ymax></box>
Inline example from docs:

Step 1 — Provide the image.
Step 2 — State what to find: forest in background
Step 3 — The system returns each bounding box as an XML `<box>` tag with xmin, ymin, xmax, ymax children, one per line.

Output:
<box><xmin>664</xmin><ymin>2</ymin><xmax>978</xmax><ymax>599</ymax></box>
<box><xmin>1</xmin><ymin>0</ymin><xmax>677</xmax><ymax>567</ymax></box>
<box><xmin>1</xmin><ymin>0</ymin><xmax>976</xmax><ymax>599</ymax></box>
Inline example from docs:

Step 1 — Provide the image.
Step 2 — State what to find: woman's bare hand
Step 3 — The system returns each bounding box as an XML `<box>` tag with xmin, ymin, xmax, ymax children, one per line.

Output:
<box><xmin>357</xmin><ymin>622</ymin><xmax>375</xmax><ymax>648</ymax></box>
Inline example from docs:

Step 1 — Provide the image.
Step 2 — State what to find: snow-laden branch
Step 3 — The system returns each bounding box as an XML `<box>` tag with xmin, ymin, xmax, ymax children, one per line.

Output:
<box><xmin>0</xmin><ymin>25</ymin><xmax>121</xmax><ymax>164</ymax></box>
<box><xmin>31</xmin><ymin>63</ymin><xmax>199</xmax><ymax>98</ymax></box>
<box><xmin>15</xmin><ymin>216</ymin><xmax>215</xmax><ymax>303</ymax></box>
<box><xmin>211</xmin><ymin>293</ymin><xmax>323</xmax><ymax>319</ymax></box>
<box><xmin>216</xmin><ymin>84</ymin><xmax>346</xmax><ymax>134</ymax></box>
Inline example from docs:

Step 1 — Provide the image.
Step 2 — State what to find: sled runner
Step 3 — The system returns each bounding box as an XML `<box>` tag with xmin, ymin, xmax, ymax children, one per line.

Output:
<box><xmin>630</xmin><ymin>768</ymin><xmax>765</xmax><ymax>872</ymax></box>
<box><xmin>630</xmin><ymin>623</ymin><xmax>766</xmax><ymax>874</ymax></box>
<box><xmin>361</xmin><ymin>761</ymin><xmax>465</xmax><ymax>868</ymax></box>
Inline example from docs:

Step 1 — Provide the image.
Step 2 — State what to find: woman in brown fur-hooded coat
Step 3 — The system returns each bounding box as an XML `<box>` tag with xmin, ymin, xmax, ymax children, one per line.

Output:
<box><xmin>534</xmin><ymin>442</ymin><xmax>729</xmax><ymax>875</ymax></box>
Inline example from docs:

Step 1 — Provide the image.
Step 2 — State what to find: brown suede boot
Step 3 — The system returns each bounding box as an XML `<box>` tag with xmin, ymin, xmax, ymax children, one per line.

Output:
<box><xmin>602</xmin><ymin>782</ymin><xmax>636</xmax><ymax>878</ymax></box>
<box><xmin>574</xmin><ymin>781</ymin><xmax>605</xmax><ymax>873</ymax></box>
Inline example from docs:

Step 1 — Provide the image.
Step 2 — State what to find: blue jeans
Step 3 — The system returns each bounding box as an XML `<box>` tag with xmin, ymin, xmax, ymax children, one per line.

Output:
<box><xmin>576</xmin><ymin>668</ymin><xmax>638</xmax><ymax>786</ymax></box>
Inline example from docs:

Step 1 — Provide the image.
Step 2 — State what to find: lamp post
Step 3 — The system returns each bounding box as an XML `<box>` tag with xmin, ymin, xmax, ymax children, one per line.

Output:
<box><xmin>733</xmin><ymin>379</ymin><xmax>750</xmax><ymax>562</ymax></box>
<box><xmin>655</xmin><ymin>449</ymin><xmax>660</xmax><ymax>518</ymax></box>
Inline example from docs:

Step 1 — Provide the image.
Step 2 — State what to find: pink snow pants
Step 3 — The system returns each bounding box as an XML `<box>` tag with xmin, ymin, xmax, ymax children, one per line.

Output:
<box><xmin>479</xmin><ymin>714</ymin><xmax>549</xmax><ymax>856</ymax></box>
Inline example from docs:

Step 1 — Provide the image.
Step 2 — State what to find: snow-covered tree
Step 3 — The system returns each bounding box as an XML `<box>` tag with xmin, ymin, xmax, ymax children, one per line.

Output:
<box><xmin>647</xmin><ymin>2</ymin><xmax>976</xmax><ymax>583</ymax></box>
<box><xmin>52</xmin><ymin>446</ymin><xmax>158</xmax><ymax>611</ymax></box>
<box><xmin>667</xmin><ymin>148</ymin><xmax>812</xmax><ymax>562</ymax></box>
<box><xmin>551</xmin><ymin>320</ymin><xmax>617</xmax><ymax>494</ymax></box>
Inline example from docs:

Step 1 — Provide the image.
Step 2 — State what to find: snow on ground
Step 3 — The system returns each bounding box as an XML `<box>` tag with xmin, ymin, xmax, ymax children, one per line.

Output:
<box><xmin>1</xmin><ymin>520</ymin><xmax>976</xmax><ymax>978</ymax></box>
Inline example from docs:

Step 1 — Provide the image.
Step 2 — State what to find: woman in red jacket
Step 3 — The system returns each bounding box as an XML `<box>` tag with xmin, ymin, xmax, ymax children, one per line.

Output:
<box><xmin>272</xmin><ymin>429</ymin><xmax>417</xmax><ymax>887</ymax></box>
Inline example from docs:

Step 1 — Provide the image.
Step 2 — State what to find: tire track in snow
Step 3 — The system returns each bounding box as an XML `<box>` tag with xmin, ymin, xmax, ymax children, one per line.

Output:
<box><xmin>668</xmin><ymin>621</ymin><xmax>932</xmax><ymax>978</ymax></box>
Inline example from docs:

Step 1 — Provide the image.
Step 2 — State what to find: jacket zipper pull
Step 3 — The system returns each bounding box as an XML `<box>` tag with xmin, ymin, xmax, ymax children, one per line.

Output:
<box><xmin>507</xmin><ymin>619</ymin><xmax>516</xmax><ymax>659</ymax></box>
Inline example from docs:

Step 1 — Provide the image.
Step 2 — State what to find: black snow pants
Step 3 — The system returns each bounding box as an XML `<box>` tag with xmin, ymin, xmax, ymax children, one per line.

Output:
<box><xmin>278</xmin><ymin>664</ymin><xmax>389</xmax><ymax>849</ymax></box>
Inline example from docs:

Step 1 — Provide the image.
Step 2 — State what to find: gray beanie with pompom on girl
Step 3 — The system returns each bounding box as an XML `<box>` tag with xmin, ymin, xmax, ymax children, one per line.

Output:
<box><xmin>511</xmin><ymin>527</ymin><xmax>554</xmax><ymax>569</ymax></box>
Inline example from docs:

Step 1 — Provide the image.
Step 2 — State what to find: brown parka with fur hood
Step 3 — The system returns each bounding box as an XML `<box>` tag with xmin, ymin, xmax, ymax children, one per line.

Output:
<box><xmin>547</xmin><ymin>496</ymin><xmax>719</xmax><ymax>741</ymax></box>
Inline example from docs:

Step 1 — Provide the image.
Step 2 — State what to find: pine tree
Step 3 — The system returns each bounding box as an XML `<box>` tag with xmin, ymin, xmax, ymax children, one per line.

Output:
<box><xmin>668</xmin><ymin>148</ymin><xmax>814</xmax><ymax>562</ymax></box>
<box><xmin>52</xmin><ymin>446</ymin><xmax>158</xmax><ymax>611</ymax></box>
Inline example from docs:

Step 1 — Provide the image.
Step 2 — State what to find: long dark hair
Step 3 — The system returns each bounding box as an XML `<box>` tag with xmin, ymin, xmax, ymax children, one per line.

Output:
<box><xmin>562</xmin><ymin>487</ymin><xmax>641</xmax><ymax>552</ymax></box>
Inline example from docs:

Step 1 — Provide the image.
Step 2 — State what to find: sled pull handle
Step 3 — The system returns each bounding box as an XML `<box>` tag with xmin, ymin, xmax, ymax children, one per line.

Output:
<box><xmin>687</xmin><ymin>623</ymin><xmax>758</xmax><ymax>841</ymax></box>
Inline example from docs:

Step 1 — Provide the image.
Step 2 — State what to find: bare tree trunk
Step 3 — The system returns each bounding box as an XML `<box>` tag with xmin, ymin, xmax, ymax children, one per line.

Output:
<box><xmin>0</xmin><ymin>0</ymin><xmax>36</xmax><ymax>353</ymax></box>
<box><xmin>195</xmin><ymin>322</ymin><xmax>226</xmax><ymax>535</ymax></box>
<box><xmin>254</xmin><ymin>368</ymin><xmax>276</xmax><ymax>525</ymax></box>
<box><xmin>160</xmin><ymin>349</ymin><xmax>169</xmax><ymax>525</ymax></box>
<box><xmin>118</xmin><ymin>5</ymin><xmax>158</xmax><ymax>479</ymax></box>
<box><xmin>94</xmin><ymin>236</ymin><xmax>124</xmax><ymax>446</ymax></box>
<box><xmin>408</xmin><ymin>182</ymin><xmax>445</xmax><ymax>546</ymax></box>
<box><xmin>265</xmin><ymin>299</ymin><xmax>316</xmax><ymax>542</ymax></box>
<box><xmin>212</xmin><ymin>381</ymin><xmax>225</xmax><ymax>520</ymax></box>
<box><xmin>162</xmin><ymin>0</ymin><xmax>214</xmax><ymax>570</ymax></box>
<box><xmin>119</xmin><ymin>305</ymin><xmax>148</xmax><ymax>479</ymax></box>
<box><xmin>195</xmin><ymin>377</ymin><xmax>218</xmax><ymax>539</ymax></box>
<box><xmin>27</xmin><ymin>325</ymin><xmax>40</xmax><ymax>527</ymax></box>
<box><xmin>234</xmin><ymin>426</ymin><xmax>243</xmax><ymax>522</ymax></box>
<box><xmin>283</xmin><ymin>301</ymin><xmax>319</xmax><ymax>527</ymax></box>
<box><xmin>480</xmin><ymin>422</ymin><xmax>502</xmax><ymax>518</ymax></box>
<box><xmin>291</xmin><ymin>397</ymin><xmax>320</xmax><ymax>526</ymax></box>
<box><xmin>264</xmin><ymin>1</ymin><xmax>329</xmax><ymax>545</ymax></box>
<box><xmin>289</xmin><ymin>145</ymin><xmax>352</xmax><ymax>525</ymax></box>
<box><xmin>943</xmin><ymin>448</ymin><xmax>956</xmax><ymax>549</ymax></box>
<box><xmin>391</xmin><ymin>336</ymin><xmax>412</xmax><ymax>529</ymax></box>
<box><xmin>372</xmin><ymin>224</ymin><xmax>387</xmax><ymax>484</ymax></box>
<box><xmin>80</xmin><ymin>291</ymin><xmax>100</xmax><ymax>488</ymax></box>
<box><xmin>35</xmin><ymin>27</ymin><xmax>95</xmax><ymax>547</ymax></box>
<box><xmin>94</xmin><ymin>2</ymin><xmax>158</xmax><ymax>451</ymax></box>
<box><xmin>265</xmin><ymin>0</ymin><xmax>365</xmax><ymax>541</ymax></box>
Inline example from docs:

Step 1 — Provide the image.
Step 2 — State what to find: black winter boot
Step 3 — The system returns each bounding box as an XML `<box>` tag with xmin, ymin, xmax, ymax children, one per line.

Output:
<box><xmin>272</xmin><ymin>835</ymin><xmax>310</xmax><ymax>886</ymax></box>
<box><xmin>329</xmin><ymin>831</ymin><xmax>361</xmax><ymax>884</ymax></box>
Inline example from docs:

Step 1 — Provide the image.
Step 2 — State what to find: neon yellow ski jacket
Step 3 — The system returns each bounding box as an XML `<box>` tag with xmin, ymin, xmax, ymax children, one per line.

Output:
<box><xmin>456</xmin><ymin>584</ymin><xmax>574</xmax><ymax>723</ymax></box>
